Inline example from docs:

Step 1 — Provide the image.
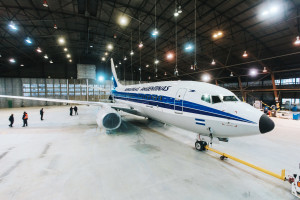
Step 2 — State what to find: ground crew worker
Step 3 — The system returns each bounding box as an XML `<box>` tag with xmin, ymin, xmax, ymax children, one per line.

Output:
<box><xmin>74</xmin><ymin>106</ymin><xmax>78</xmax><ymax>115</ymax></box>
<box><xmin>22</xmin><ymin>112</ymin><xmax>28</xmax><ymax>127</ymax></box>
<box><xmin>70</xmin><ymin>106</ymin><xmax>73</xmax><ymax>116</ymax></box>
<box><xmin>40</xmin><ymin>108</ymin><xmax>44</xmax><ymax>120</ymax></box>
<box><xmin>9</xmin><ymin>114</ymin><xmax>14</xmax><ymax>127</ymax></box>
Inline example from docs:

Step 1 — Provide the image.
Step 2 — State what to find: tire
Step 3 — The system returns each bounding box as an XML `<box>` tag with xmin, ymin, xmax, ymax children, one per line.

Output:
<box><xmin>195</xmin><ymin>141</ymin><xmax>202</xmax><ymax>151</ymax></box>
<box><xmin>199</xmin><ymin>141</ymin><xmax>207</xmax><ymax>151</ymax></box>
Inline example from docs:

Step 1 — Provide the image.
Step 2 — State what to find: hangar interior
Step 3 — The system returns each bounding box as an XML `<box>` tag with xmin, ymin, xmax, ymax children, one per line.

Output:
<box><xmin>0</xmin><ymin>0</ymin><xmax>300</xmax><ymax>199</ymax></box>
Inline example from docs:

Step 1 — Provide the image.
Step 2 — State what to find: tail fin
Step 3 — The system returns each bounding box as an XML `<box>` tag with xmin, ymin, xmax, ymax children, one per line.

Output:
<box><xmin>111</xmin><ymin>58</ymin><xmax>122</xmax><ymax>88</ymax></box>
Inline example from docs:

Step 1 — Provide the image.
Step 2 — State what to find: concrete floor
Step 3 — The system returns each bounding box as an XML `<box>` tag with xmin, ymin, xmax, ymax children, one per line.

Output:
<box><xmin>0</xmin><ymin>105</ymin><xmax>299</xmax><ymax>200</ymax></box>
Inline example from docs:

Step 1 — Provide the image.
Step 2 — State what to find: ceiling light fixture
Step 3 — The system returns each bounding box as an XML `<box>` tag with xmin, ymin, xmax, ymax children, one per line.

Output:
<box><xmin>154</xmin><ymin>59</ymin><xmax>159</xmax><ymax>64</ymax></box>
<box><xmin>119</xmin><ymin>61</ymin><xmax>121</xmax><ymax>65</ymax></box>
<box><xmin>119</xmin><ymin>16</ymin><xmax>129</xmax><ymax>26</ymax></box>
<box><xmin>43</xmin><ymin>0</ymin><xmax>49</xmax><ymax>7</ymax></box>
<box><xmin>36</xmin><ymin>47</ymin><xmax>42</xmax><ymax>53</ymax></box>
<box><xmin>20</xmin><ymin>64</ymin><xmax>24</xmax><ymax>67</ymax></box>
<box><xmin>44</xmin><ymin>54</ymin><xmax>48</xmax><ymax>59</ymax></box>
<box><xmin>202</xmin><ymin>74</ymin><xmax>211</xmax><ymax>82</ymax></box>
<box><xmin>145</xmin><ymin>64</ymin><xmax>149</xmax><ymax>68</ymax></box>
<box><xmin>230</xmin><ymin>72</ymin><xmax>233</xmax><ymax>77</ymax></box>
<box><xmin>263</xmin><ymin>67</ymin><xmax>268</xmax><ymax>73</ymax></box>
<box><xmin>211</xmin><ymin>59</ymin><xmax>216</xmax><ymax>65</ymax></box>
<box><xmin>49</xmin><ymin>60</ymin><xmax>53</xmax><ymax>64</ymax></box>
<box><xmin>101</xmin><ymin>57</ymin><xmax>105</xmax><ymax>61</ymax></box>
<box><xmin>9</xmin><ymin>58</ymin><xmax>16</xmax><ymax>63</ymax></box>
<box><xmin>151</xmin><ymin>28</ymin><xmax>158</xmax><ymax>37</ymax></box>
<box><xmin>105</xmin><ymin>52</ymin><xmax>108</xmax><ymax>56</ymax></box>
<box><xmin>294</xmin><ymin>36</ymin><xmax>300</xmax><ymax>45</ymax></box>
<box><xmin>66</xmin><ymin>54</ymin><xmax>71</xmax><ymax>58</ymax></box>
<box><xmin>64</xmin><ymin>48</ymin><xmax>68</xmax><ymax>52</ymax></box>
<box><xmin>58</xmin><ymin>37</ymin><xmax>65</xmax><ymax>45</ymax></box>
<box><xmin>242</xmin><ymin>50</ymin><xmax>248</xmax><ymax>57</ymax></box>
<box><xmin>250</xmin><ymin>69</ymin><xmax>258</xmax><ymax>76</ymax></box>
<box><xmin>9</xmin><ymin>21</ymin><xmax>17</xmax><ymax>31</ymax></box>
<box><xmin>164</xmin><ymin>72</ymin><xmax>167</xmax><ymax>76</ymax></box>
<box><xmin>166</xmin><ymin>52</ymin><xmax>174</xmax><ymax>60</ymax></box>
<box><xmin>53</xmin><ymin>24</ymin><xmax>57</xmax><ymax>29</ymax></box>
<box><xmin>138</xmin><ymin>41</ymin><xmax>143</xmax><ymax>48</ymax></box>
<box><xmin>177</xmin><ymin>5</ymin><xmax>182</xmax><ymax>13</ymax></box>
<box><xmin>124</xmin><ymin>56</ymin><xmax>127</xmax><ymax>60</ymax></box>
<box><xmin>130</xmin><ymin>50</ymin><xmax>134</xmax><ymax>55</ymax></box>
<box><xmin>25</xmin><ymin>37</ymin><xmax>32</xmax><ymax>44</ymax></box>
<box><xmin>69</xmin><ymin>59</ymin><xmax>72</xmax><ymax>62</ymax></box>
<box><xmin>90</xmin><ymin>45</ymin><xmax>93</xmax><ymax>48</ymax></box>
<box><xmin>107</xmin><ymin>44</ymin><xmax>113</xmax><ymax>51</ymax></box>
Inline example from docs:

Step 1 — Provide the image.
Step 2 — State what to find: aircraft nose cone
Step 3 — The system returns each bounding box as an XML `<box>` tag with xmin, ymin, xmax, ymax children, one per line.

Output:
<box><xmin>259</xmin><ymin>114</ymin><xmax>275</xmax><ymax>134</ymax></box>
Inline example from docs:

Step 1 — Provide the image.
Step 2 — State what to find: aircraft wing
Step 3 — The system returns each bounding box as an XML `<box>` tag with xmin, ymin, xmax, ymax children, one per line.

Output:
<box><xmin>0</xmin><ymin>94</ymin><xmax>109</xmax><ymax>107</ymax></box>
<box><xmin>111</xmin><ymin>104</ymin><xmax>142</xmax><ymax>116</ymax></box>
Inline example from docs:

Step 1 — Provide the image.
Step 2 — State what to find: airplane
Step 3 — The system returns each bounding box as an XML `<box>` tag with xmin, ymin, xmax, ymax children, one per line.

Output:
<box><xmin>0</xmin><ymin>58</ymin><xmax>275</xmax><ymax>151</ymax></box>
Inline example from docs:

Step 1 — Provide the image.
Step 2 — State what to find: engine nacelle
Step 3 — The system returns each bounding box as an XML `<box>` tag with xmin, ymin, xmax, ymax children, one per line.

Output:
<box><xmin>96</xmin><ymin>107</ymin><xmax>121</xmax><ymax>130</ymax></box>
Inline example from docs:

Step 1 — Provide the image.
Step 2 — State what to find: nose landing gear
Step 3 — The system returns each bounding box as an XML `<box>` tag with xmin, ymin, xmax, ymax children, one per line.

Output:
<box><xmin>195</xmin><ymin>140</ymin><xmax>207</xmax><ymax>151</ymax></box>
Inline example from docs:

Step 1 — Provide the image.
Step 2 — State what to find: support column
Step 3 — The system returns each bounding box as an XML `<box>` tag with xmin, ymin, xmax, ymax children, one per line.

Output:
<box><xmin>271</xmin><ymin>73</ymin><xmax>278</xmax><ymax>102</ymax></box>
<box><xmin>238</xmin><ymin>76</ymin><xmax>246</xmax><ymax>102</ymax></box>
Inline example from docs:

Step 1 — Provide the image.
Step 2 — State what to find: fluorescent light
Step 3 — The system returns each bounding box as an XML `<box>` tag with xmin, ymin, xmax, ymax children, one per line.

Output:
<box><xmin>25</xmin><ymin>37</ymin><xmax>32</xmax><ymax>44</ymax></box>
<box><xmin>9</xmin><ymin>58</ymin><xmax>16</xmax><ymax>63</ymax></box>
<box><xmin>44</xmin><ymin>54</ymin><xmax>48</xmax><ymax>59</ymax></box>
<box><xmin>58</xmin><ymin>37</ymin><xmax>65</xmax><ymax>45</ymax></box>
<box><xmin>202</xmin><ymin>74</ymin><xmax>211</xmax><ymax>82</ymax></box>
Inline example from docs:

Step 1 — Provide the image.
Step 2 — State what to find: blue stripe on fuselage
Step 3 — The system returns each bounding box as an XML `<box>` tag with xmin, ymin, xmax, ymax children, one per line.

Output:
<box><xmin>112</xmin><ymin>91</ymin><xmax>256</xmax><ymax>124</ymax></box>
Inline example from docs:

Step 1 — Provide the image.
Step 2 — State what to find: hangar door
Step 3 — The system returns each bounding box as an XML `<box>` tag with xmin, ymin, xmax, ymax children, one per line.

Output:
<box><xmin>174</xmin><ymin>88</ymin><xmax>187</xmax><ymax>114</ymax></box>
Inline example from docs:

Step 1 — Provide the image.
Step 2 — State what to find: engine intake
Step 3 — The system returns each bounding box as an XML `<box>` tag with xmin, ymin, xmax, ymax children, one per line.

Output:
<box><xmin>96</xmin><ymin>107</ymin><xmax>121</xmax><ymax>130</ymax></box>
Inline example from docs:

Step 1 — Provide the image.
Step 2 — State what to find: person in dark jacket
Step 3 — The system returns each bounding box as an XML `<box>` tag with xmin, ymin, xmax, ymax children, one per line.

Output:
<box><xmin>40</xmin><ymin>108</ymin><xmax>44</xmax><ymax>120</ymax></box>
<box><xmin>70</xmin><ymin>106</ymin><xmax>73</xmax><ymax>116</ymax></box>
<box><xmin>22</xmin><ymin>112</ymin><xmax>28</xmax><ymax>127</ymax></box>
<box><xmin>74</xmin><ymin>106</ymin><xmax>78</xmax><ymax>115</ymax></box>
<box><xmin>9</xmin><ymin>114</ymin><xmax>14</xmax><ymax>127</ymax></box>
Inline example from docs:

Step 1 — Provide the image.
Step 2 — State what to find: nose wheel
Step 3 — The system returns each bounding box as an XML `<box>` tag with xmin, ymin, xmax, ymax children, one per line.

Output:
<box><xmin>195</xmin><ymin>141</ymin><xmax>207</xmax><ymax>151</ymax></box>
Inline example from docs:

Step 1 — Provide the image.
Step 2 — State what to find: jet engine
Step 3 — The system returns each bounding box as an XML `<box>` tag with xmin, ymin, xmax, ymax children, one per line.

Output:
<box><xmin>96</xmin><ymin>107</ymin><xmax>121</xmax><ymax>130</ymax></box>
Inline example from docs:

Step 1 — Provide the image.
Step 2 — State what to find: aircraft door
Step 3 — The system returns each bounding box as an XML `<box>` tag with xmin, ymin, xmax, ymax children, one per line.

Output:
<box><xmin>174</xmin><ymin>88</ymin><xmax>187</xmax><ymax>114</ymax></box>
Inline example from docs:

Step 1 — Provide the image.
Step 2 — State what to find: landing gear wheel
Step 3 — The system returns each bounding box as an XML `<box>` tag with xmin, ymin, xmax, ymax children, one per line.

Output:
<box><xmin>220</xmin><ymin>155</ymin><xmax>227</xmax><ymax>160</ymax></box>
<box><xmin>195</xmin><ymin>141</ymin><xmax>207</xmax><ymax>151</ymax></box>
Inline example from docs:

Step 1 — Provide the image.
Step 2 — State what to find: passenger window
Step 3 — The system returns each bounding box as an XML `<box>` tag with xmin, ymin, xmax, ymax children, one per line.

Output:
<box><xmin>201</xmin><ymin>95</ymin><xmax>211</xmax><ymax>103</ymax></box>
<box><xmin>212</xmin><ymin>95</ymin><xmax>222</xmax><ymax>104</ymax></box>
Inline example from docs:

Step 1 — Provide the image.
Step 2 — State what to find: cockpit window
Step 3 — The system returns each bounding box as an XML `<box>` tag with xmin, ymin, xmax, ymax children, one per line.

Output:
<box><xmin>222</xmin><ymin>96</ymin><xmax>238</xmax><ymax>102</ymax></box>
<box><xmin>212</xmin><ymin>95</ymin><xmax>222</xmax><ymax>104</ymax></box>
<box><xmin>201</xmin><ymin>95</ymin><xmax>211</xmax><ymax>103</ymax></box>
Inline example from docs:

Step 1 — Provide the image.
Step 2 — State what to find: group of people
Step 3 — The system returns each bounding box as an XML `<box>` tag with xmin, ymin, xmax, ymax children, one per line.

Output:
<box><xmin>9</xmin><ymin>106</ymin><xmax>79</xmax><ymax>127</ymax></box>
<box><xmin>70</xmin><ymin>106</ymin><xmax>78</xmax><ymax>116</ymax></box>
<box><xmin>9</xmin><ymin>110</ymin><xmax>31</xmax><ymax>127</ymax></box>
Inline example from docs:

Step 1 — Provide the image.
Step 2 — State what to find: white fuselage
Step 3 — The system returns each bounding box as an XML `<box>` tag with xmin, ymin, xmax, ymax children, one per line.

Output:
<box><xmin>112</xmin><ymin>81</ymin><xmax>264</xmax><ymax>138</ymax></box>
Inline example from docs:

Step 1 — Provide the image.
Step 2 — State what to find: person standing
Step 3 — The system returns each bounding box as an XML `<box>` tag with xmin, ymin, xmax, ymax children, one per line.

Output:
<box><xmin>22</xmin><ymin>112</ymin><xmax>28</xmax><ymax>127</ymax></box>
<box><xmin>70</xmin><ymin>106</ymin><xmax>73</xmax><ymax>116</ymax></box>
<box><xmin>9</xmin><ymin>114</ymin><xmax>14</xmax><ymax>127</ymax></box>
<box><xmin>40</xmin><ymin>108</ymin><xmax>44</xmax><ymax>120</ymax></box>
<box><xmin>74</xmin><ymin>106</ymin><xmax>78</xmax><ymax>115</ymax></box>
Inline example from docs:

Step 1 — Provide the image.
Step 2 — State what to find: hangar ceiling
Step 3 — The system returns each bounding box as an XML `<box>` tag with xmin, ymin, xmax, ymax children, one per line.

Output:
<box><xmin>0</xmin><ymin>0</ymin><xmax>300</xmax><ymax>83</ymax></box>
